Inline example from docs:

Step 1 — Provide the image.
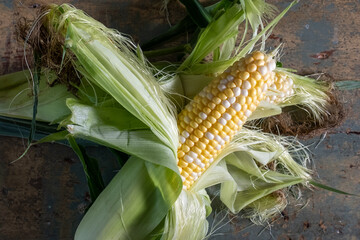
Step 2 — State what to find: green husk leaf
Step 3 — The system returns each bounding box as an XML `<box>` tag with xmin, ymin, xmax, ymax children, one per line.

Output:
<box><xmin>248</xmin><ymin>101</ymin><xmax>282</xmax><ymax>121</ymax></box>
<box><xmin>64</xmin><ymin>99</ymin><xmax>183</xmax><ymax>239</ymax></box>
<box><xmin>335</xmin><ymin>80</ymin><xmax>360</xmax><ymax>90</ymax></box>
<box><xmin>68</xmin><ymin>135</ymin><xmax>105</xmax><ymax>202</ymax></box>
<box><xmin>179</xmin><ymin>0</ymin><xmax>212</xmax><ymax>28</ymax></box>
<box><xmin>242</xmin><ymin>191</ymin><xmax>287</xmax><ymax>224</ymax></box>
<box><xmin>36</xmin><ymin>130</ymin><xmax>69</xmax><ymax>144</ymax></box>
<box><xmin>218</xmin><ymin>35</ymin><xmax>236</xmax><ymax>61</ymax></box>
<box><xmin>191</xmin><ymin>160</ymin><xmax>233</xmax><ymax>192</ymax></box>
<box><xmin>161</xmin><ymin>190</ymin><xmax>210</xmax><ymax>240</ymax></box>
<box><xmin>240</xmin><ymin>0</ymin><xmax>277</xmax><ymax>31</ymax></box>
<box><xmin>181</xmin><ymin>1</ymin><xmax>297</xmax><ymax>75</ymax></box>
<box><xmin>179</xmin><ymin>74</ymin><xmax>213</xmax><ymax>99</ymax></box>
<box><xmin>310</xmin><ymin>180</ymin><xmax>359</xmax><ymax>197</ymax></box>
<box><xmin>76</xmin><ymin>156</ymin><xmax>182</xmax><ymax>240</ymax></box>
<box><xmin>178</xmin><ymin>4</ymin><xmax>245</xmax><ymax>72</ymax></box>
<box><xmin>64</xmin><ymin>99</ymin><xmax>179</xmax><ymax>170</ymax></box>
<box><xmin>0</xmin><ymin>115</ymin><xmax>59</xmax><ymax>137</ymax></box>
<box><xmin>276</xmin><ymin>69</ymin><xmax>330</xmax><ymax>122</ymax></box>
<box><xmin>46</xmin><ymin>4</ymin><xmax>178</xmax><ymax>152</ymax></box>
<box><xmin>219</xmin><ymin>128</ymin><xmax>311</xmax><ymax>180</ymax></box>
<box><xmin>220</xmin><ymin>153</ymin><xmax>304</xmax><ymax>214</ymax></box>
<box><xmin>0</xmin><ymin>70</ymin><xmax>72</xmax><ymax>122</ymax></box>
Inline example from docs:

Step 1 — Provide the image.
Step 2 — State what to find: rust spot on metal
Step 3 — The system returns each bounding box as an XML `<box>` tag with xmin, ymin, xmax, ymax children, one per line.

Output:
<box><xmin>310</xmin><ymin>50</ymin><xmax>335</xmax><ymax>59</ymax></box>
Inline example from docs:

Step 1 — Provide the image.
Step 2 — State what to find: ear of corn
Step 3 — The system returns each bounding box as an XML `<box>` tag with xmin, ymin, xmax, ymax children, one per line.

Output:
<box><xmin>177</xmin><ymin>51</ymin><xmax>277</xmax><ymax>190</ymax></box>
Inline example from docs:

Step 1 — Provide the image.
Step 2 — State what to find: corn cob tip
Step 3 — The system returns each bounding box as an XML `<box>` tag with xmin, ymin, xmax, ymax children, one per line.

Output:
<box><xmin>265</xmin><ymin>73</ymin><xmax>295</xmax><ymax>103</ymax></box>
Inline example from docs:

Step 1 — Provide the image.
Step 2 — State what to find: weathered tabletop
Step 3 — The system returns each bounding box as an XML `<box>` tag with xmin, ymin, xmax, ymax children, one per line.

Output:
<box><xmin>0</xmin><ymin>0</ymin><xmax>359</xmax><ymax>239</ymax></box>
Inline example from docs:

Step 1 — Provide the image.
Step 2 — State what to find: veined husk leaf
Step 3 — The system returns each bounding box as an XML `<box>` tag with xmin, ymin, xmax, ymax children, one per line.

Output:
<box><xmin>158</xmin><ymin>74</ymin><xmax>185</xmax><ymax>109</ymax></box>
<box><xmin>178</xmin><ymin>3</ymin><xmax>245</xmax><ymax>72</ymax></box>
<box><xmin>64</xmin><ymin>99</ymin><xmax>179</xmax><ymax>171</ymax></box>
<box><xmin>46</xmin><ymin>4</ymin><xmax>178</xmax><ymax>152</ymax></box>
<box><xmin>248</xmin><ymin>101</ymin><xmax>282</xmax><ymax>121</ymax></box>
<box><xmin>178</xmin><ymin>1</ymin><xmax>296</xmax><ymax>75</ymax></box>
<box><xmin>161</xmin><ymin>189</ymin><xmax>211</xmax><ymax>240</ymax></box>
<box><xmin>241</xmin><ymin>190</ymin><xmax>287</xmax><ymax>224</ymax></box>
<box><xmin>191</xmin><ymin>160</ymin><xmax>234</xmax><ymax>192</ymax></box>
<box><xmin>63</xmin><ymin>99</ymin><xmax>182</xmax><ymax>239</ymax></box>
<box><xmin>277</xmin><ymin>68</ymin><xmax>331</xmax><ymax>122</ymax></box>
<box><xmin>178</xmin><ymin>74</ymin><xmax>213</xmax><ymax>100</ymax></box>
<box><xmin>226</xmin><ymin>128</ymin><xmax>312</xmax><ymax>179</ymax></box>
<box><xmin>76</xmin><ymin>156</ymin><xmax>181</xmax><ymax>240</ymax></box>
<box><xmin>220</xmin><ymin>152</ymin><xmax>304</xmax><ymax>214</ymax></box>
<box><xmin>240</xmin><ymin>0</ymin><xmax>277</xmax><ymax>31</ymax></box>
<box><xmin>0</xmin><ymin>70</ymin><xmax>71</xmax><ymax>122</ymax></box>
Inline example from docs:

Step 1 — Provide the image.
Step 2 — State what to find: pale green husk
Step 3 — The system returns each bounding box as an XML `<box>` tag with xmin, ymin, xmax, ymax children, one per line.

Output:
<box><xmin>161</xmin><ymin>190</ymin><xmax>211</xmax><ymax>240</ymax></box>
<box><xmin>187</xmin><ymin>127</ymin><xmax>311</xmax><ymax>225</ymax></box>
<box><xmin>241</xmin><ymin>191</ymin><xmax>287</xmax><ymax>224</ymax></box>
<box><xmin>46</xmin><ymin>4</ymin><xmax>179</xmax><ymax>152</ymax></box>
<box><xmin>277</xmin><ymin>68</ymin><xmax>331</xmax><ymax>122</ymax></box>
<box><xmin>63</xmin><ymin>99</ymin><xmax>182</xmax><ymax>240</ymax></box>
<box><xmin>178</xmin><ymin>1</ymin><xmax>296</xmax><ymax>75</ymax></box>
<box><xmin>39</xmin><ymin>4</ymin><xmax>184</xmax><ymax>240</ymax></box>
<box><xmin>0</xmin><ymin>70</ymin><xmax>71</xmax><ymax>122</ymax></box>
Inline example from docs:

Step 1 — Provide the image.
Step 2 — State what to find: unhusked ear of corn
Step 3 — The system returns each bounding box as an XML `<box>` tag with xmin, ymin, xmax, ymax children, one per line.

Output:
<box><xmin>177</xmin><ymin>51</ymin><xmax>276</xmax><ymax>190</ymax></box>
<box><xmin>265</xmin><ymin>72</ymin><xmax>295</xmax><ymax>103</ymax></box>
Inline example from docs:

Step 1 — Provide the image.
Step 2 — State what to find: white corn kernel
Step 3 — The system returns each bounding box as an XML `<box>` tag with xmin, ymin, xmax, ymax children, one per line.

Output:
<box><xmin>233</xmin><ymin>87</ymin><xmax>241</xmax><ymax>97</ymax></box>
<box><xmin>189</xmin><ymin>151</ymin><xmax>198</xmax><ymax>158</ymax></box>
<box><xmin>245</xmin><ymin>110</ymin><xmax>252</xmax><ymax>117</ymax></box>
<box><xmin>205</xmin><ymin>132</ymin><xmax>214</xmax><ymax>140</ymax></box>
<box><xmin>184</xmin><ymin>155</ymin><xmax>194</xmax><ymax>163</ymax></box>
<box><xmin>218</xmin><ymin>118</ymin><xmax>227</xmax><ymax>125</ymax></box>
<box><xmin>199</xmin><ymin>112</ymin><xmax>207</xmax><ymax>120</ymax></box>
<box><xmin>222</xmin><ymin>100</ymin><xmax>230</xmax><ymax>108</ymax></box>
<box><xmin>223</xmin><ymin>113</ymin><xmax>231</xmax><ymax>121</ymax></box>
<box><xmin>182</xmin><ymin>131</ymin><xmax>190</xmax><ymax>138</ymax></box>
<box><xmin>233</xmin><ymin>103</ymin><xmax>241</xmax><ymax>111</ymax></box>
<box><xmin>258</xmin><ymin>66</ymin><xmax>268</xmax><ymax>75</ymax></box>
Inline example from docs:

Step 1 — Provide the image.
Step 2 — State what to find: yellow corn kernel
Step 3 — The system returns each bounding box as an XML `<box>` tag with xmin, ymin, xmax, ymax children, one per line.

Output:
<box><xmin>178</xmin><ymin>160</ymin><xmax>188</xmax><ymax>168</ymax></box>
<box><xmin>185</xmin><ymin>139</ymin><xmax>194</xmax><ymax>148</ymax></box>
<box><xmin>203</xmin><ymin>120</ymin><xmax>212</xmax><ymax>129</ymax></box>
<box><xmin>239</xmin><ymin>71</ymin><xmax>250</xmax><ymax>80</ymax></box>
<box><xmin>189</xmin><ymin>135</ymin><xmax>199</xmax><ymax>142</ymax></box>
<box><xmin>184</xmin><ymin>167</ymin><xmax>193</xmax><ymax>174</ymax></box>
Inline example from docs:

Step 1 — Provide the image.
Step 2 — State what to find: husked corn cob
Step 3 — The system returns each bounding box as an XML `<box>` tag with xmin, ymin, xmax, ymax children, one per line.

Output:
<box><xmin>177</xmin><ymin>51</ymin><xmax>277</xmax><ymax>190</ymax></box>
<box><xmin>265</xmin><ymin>72</ymin><xmax>294</xmax><ymax>104</ymax></box>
